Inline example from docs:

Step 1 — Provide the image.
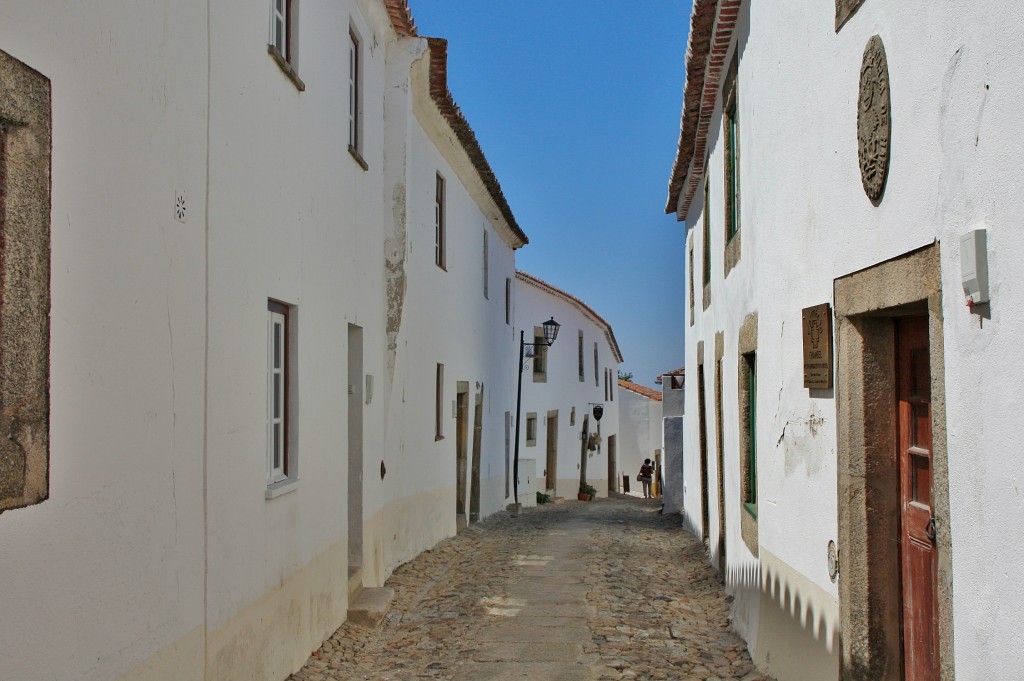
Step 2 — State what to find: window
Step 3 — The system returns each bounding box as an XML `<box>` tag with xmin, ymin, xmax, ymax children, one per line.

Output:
<box><xmin>525</xmin><ymin>413</ymin><xmax>538</xmax><ymax>446</ymax></box>
<box><xmin>603</xmin><ymin>369</ymin><xmax>608</xmax><ymax>401</ymax></box>
<box><xmin>505</xmin><ymin>278</ymin><xmax>511</xmax><ymax>325</ymax></box>
<box><xmin>724</xmin><ymin>95</ymin><xmax>739</xmax><ymax>240</ymax></box>
<box><xmin>270</xmin><ymin>0</ymin><xmax>290</xmax><ymax>60</ymax></box>
<box><xmin>594</xmin><ymin>343</ymin><xmax>599</xmax><ymax>386</ymax></box>
<box><xmin>742</xmin><ymin>353</ymin><xmax>757</xmax><ymax>516</ymax></box>
<box><xmin>435</xmin><ymin>363</ymin><xmax>445</xmax><ymax>440</ymax></box>
<box><xmin>435</xmin><ymin>174</ymin><xmax>446</xmax><ymax>269</ymax></box>
<box><xmin>532</xmin><ymin>327</ymin><xmax>548</xmax><ymax>383</ymax></box>
<box><xmin>723</xmin><ymin>56</ymin><xmax>741</xmax><ymax>276</ymax></box>
<box><xmin>578</xmin><ymin>330</ymin><xmax>584</xmax><ymax>382</ymax></box>
<box><xmin>482</xmin><ymin>229</ymin><xmax>489</xmax><ymax>299</ymax></box>
<box><xmin>610</xmin><ymin>372</ymin><xmax>614</xmax><ymax>401</ymax></box>
<box><xmin>267</xmin><ymin>301</ymin><xmax>291</xmax><ymax>485</ymax></box>
<box><xmin>702</xmin><ymin>177</ymin><xmax>711</xmax><ymax>288</ymax></box>
<box><xmin>268</xmin><ymin>0</ymin><xmax>304</xmax><ymax>90</ymax></box>
<box><xmin>347</xmin><ymin>28</ymin><xmax>366</xmax><ymax>168</ymax></box>
<box><xmin>0</xmin><ymin>49</ymin><xmax>52</xmax><ymax>515</ymax></box>
<box><xmin>570</xmin><ymin>407</ymin><xmax>576</xmax><ymax>426</ymax></box>
<box><xmin>688</xmin><ymin>236</ymin><xmax>695</xmax><ymax>325</ymax></box>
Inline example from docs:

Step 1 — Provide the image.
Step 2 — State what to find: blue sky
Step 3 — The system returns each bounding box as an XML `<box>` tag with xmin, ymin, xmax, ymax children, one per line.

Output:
<box><xmin>412</xmin><ymin>1</ymin><xmax>694</xmax><ymax>387</ymax></box>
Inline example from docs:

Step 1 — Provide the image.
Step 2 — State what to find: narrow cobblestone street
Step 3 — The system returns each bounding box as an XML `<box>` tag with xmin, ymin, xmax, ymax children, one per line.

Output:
<box><xmin>290</xmin><ymin>497</ymin><xmax>772</xmax><ymax>681</ymax></box>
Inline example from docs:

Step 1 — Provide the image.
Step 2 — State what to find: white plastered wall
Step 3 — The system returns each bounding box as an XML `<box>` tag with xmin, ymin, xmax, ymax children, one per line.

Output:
<box><xmin>366</xmin><ymin>40</ymin><xmax>522</xmax><ymax>587</ymax></box>
<box><xmin>0</xmin><ymin>1</ymin><xmax>208</xmax><ymax>679</ymax></box>
<box><xmin>515</xmin><ymin>277</ymin><xmax>620</xmax><ymax>499</ymax></box>
<box><xmin>679</xmin><ymin>0</ymin><xmax>1024</xmax><ymax>678</ymax></box>
<box><xmin>202</xmin><ymin>0</ymin><xmax>392</xmax><ymax>678</ymax></box>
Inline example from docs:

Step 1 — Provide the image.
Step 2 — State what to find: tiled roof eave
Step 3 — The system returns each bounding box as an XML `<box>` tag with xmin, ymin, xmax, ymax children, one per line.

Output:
<box><xmin>426</xmin><ymin>39</ymin><xmax>528</xmax><ymax>246</ymax></box>
<box><xmin>515</xmin><ymin>271</ymin><xmax>624</xmax><ymax>364</ymax></box>
<box><xmin>664</xmin><ymin>0</ymin><xmax>742</xmax><ymax>220</ymax></box>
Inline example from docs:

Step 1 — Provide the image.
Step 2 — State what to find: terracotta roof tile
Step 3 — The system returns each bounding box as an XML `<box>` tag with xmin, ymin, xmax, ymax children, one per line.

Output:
<box><xmin>516</xmin><ymin>271</ymin><xmax>623</xmax><ymax>363</ymax></box>
<box><xmin>426</xmin><ymin>38</ymin><xmax>528</xmax><ymax>246</ymax></box>
<box><xmin>618</xmin><ymin>379</ymin><xmax>663</xmax><ymax>402</ymax></box>
<box><xmin>383</xmin><ymin>0</ymin><xmax>417</xmax><ymax>37</ymax></box>
<box><xmin>664</xmin><ymin>0</ymin><xmax>742</xmax><ymax>218</ymax></box>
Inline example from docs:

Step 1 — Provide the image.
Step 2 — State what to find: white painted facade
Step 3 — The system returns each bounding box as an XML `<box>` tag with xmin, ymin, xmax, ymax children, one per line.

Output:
<box><xmin>660</xmin><ymin>371</ymin><xmax>685</xmax><ymax>513</ymax></box>
<box><xmin>370</xmin><ymin>34</ymin><xmax>524</xmax><ymax>587</ymax></box>
<box><xmin>0</xmin><ymin>2</ymin><xmax>209</xmax><ymax>679</ymax></box>
<box><xmin>669</xmin><ymin>1</ymin><xmax>1024</xmax><ymax>680</ymax></box>
<box><xmin>514</xmin><ymin>272</ymin><xmax>623</xmax><ymax>500</ymax></box>
<box><xmin>616</xmin><ymin>381</ymin><xmax>664</xmax><ymax>494</ymax></box>
<box><xmin>0</xmin><ymin>1</ymin><xmax>529</xmax><ymax>680</ymax></box>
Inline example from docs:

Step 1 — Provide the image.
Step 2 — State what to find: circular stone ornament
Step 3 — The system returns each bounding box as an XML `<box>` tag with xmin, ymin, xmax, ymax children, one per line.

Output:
<box><xmin>828</xmin><ymin>540</ymin><xmax>840</xmax><ymax>583</ymax></box>
<box><xmin>857</xmin><ymin>35</ymin><xmax>891</xmax><ymax>201</ymax></box>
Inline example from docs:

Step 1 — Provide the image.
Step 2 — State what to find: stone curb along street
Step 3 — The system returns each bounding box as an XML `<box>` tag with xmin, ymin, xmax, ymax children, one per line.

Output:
<box><xmin>289</xmin><ymin>497</ymin><xmax>776</xmax><ymax>681</ymax></box>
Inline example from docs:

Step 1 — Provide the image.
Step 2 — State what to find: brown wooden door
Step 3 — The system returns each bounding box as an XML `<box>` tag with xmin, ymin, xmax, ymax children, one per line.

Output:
<box><xmin>546</xmin><ymin>412</ymin><xmax>558</xmax><ymax>491</ymax></box>
<box><xmin>896</xmin><ymin>316</ymin><xmax>939</xmax><ymax>681</ymax></box>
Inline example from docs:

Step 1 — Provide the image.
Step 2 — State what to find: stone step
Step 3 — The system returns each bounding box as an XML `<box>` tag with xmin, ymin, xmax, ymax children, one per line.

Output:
<box><xmin>347</xmin><ymin>587</ymin><xmax>395</xmax><ymax>629</ymax></box>
<box><xmin>348</xmin><ymin>565</ymin><xmax>363</xmax><ymax>602</ymax></box>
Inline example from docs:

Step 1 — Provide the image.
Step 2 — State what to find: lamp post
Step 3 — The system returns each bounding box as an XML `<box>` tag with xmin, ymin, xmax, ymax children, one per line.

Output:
<box><xmin>513</xmin><ymin>317</ymin><xmax>560</xmax><ymax>506</ymax></box>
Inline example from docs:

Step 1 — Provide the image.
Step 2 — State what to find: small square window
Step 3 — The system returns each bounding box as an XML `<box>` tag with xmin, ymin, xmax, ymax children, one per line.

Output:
<box><xmin>525</xmin><ymin>413</ymin><xmax>538</xmax><ymax>446</ymax></box>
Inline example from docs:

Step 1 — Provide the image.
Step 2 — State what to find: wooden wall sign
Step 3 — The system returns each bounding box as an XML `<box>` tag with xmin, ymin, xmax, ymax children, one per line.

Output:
<box><xmin>803</xmin><ymin>303</ymin><xmax>833</xmax><ymax>389</ymax></box>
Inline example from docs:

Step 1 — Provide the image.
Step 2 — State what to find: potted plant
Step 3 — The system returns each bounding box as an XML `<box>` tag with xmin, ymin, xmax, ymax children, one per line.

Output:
<box><xmin>578</xmin><ymin>481</ymin><xmax>597</xmax><ymax>501</ymax></box>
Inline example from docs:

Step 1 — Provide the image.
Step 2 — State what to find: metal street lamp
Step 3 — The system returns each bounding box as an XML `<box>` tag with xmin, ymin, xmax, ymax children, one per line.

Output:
<box><xmin>513</xmin><ymin>317</ymin><xmax>560</xmax><ymax>505</ymax></box>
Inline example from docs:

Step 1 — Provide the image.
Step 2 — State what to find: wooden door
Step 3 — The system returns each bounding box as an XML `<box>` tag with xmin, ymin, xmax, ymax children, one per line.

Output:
<box><xmin>546</xmin><ymin>412</ymin><xmax>558</xmax><ymax>492</ymax></box>
<box><xmin>896</xmin><ymin>316</ymin><xmax>939</xmax><ymax>681</ymax></box>
<box><xmin>697</xmin><ymin>365</ymin><xmax>710</xmax><ymax>546</ymax></box>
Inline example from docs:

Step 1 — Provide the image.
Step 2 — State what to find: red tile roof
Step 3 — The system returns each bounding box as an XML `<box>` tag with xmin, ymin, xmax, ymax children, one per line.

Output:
<box><xmin>516</xmin><ymin>271</ymin><xmax>624</xmax><ymax>363</ymax></box>
<box><xmin>381</xmin><ymin>2</ymin><xmax>526</xmax><ymax>246</ymax></box>
<box><xmin>664</xmin><ymin>0</ymin><xmax>742</xmax><ymax>218</ymax></box>
<box><xmin>426</xmin><ymin>39</ymin><xmax>528</xmax><ymax>246</ymax></box>
<box><xmin>383</xmin><ymin>0</ymin><xmax>417</xmax><ymax>37</ymax></box>
<box><xmin>618</xmin><ymin>379</ymin><xmax>663</xmax><ymax>402</ymax></box>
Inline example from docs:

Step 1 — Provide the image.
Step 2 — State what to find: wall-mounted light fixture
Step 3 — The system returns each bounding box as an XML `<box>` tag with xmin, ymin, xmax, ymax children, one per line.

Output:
<box><xmin>513</xmin><ymin>317</ymin><xmax>560</xmax><ymax>505</ymax></box>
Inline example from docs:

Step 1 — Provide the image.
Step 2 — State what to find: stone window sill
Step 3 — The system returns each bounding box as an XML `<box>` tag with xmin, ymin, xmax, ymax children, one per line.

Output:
<box><xmin>348</xmin><ymin>145</ymin><xmax>369</xmax><ymax>171</ymax></box>
<box><xmin>266</xmin><ymin>478</ymin><xmax>300</xmax><ymax>500</ymax></box>
<box><xmin>268</xmin><ymin>45</ymin><xmax>305</xmax><ymax>92</ymax></box>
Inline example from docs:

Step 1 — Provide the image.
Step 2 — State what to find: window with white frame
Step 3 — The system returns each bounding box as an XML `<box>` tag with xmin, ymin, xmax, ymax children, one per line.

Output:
<box><xmin>435</xmin><ymin>363</ymin><xmax>445</xmax><ymax>440</ymax></box>
<box><xmin>348</xmin><ymin>28</ymin><xmax>362</xmax><ymax>156</ymax></box>
<box><xmin>268</xmin><ymin>0</ymin><xmax>303</xmax><ymax>90</ymax></box>
<box><xmin>267</xmin><ymin>301</ymin><xmax>290</xmax><ymax>484</ymax></box>
<box><xmin>505</xmin><ymin>277</ymin><xmax>511</xmax><ymax>325</ymax></box>
<box><xmin>435</xmin><ymin>174</ymin><xmax>446</xmax><ymax>269</ymax></box>
<box><xmin>270</xmin><ymin>0</ymin><xmax>290</xmax><ymax>60</ymax></box>
<box><xmin>482</xmin><ymin>229</ymin><xmax>489</xmax><ymax>299</ymax></box>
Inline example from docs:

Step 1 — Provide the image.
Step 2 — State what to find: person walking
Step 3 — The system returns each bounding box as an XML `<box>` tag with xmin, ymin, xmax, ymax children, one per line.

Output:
<box><xmin>638</xmin><ymin>459</ymin><xmax>654</xmax><ymax>499</ymax></box>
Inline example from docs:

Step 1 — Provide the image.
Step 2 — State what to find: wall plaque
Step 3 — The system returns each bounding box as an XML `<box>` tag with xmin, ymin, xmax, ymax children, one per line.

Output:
<box><xmin>803</xmin><ymin>303</ymin><xmax>833</xmax><ymax>389</ymax></box>
<box><xmin>858</xmin><ymin>36</ymin><xmax>891</xmax><ymax>202</ymax></box>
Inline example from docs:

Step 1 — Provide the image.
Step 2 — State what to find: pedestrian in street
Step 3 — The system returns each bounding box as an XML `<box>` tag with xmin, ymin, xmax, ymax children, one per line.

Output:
<box><xmin>638</xmin><ymin>459</ymin><xmax>654</xmax><ymax>499</ymax></box>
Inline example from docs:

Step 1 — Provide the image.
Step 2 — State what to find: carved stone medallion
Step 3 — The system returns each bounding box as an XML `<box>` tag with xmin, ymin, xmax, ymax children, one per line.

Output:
<box><xmin>857</xmin><ymin>36</ymin><xmax>891</xmax><ymax>202</ymax></box>
<box><xmin>835</xmin><ymin>0</ymin><xmax>866</xmax><ymax>31</ymax></box>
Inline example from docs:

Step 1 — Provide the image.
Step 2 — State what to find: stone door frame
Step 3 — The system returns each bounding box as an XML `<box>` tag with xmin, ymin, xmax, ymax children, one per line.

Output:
<box><xmin>834</xmin><ymin>243</ymin><xmax>954</xmax><ymax>681</ymax></box>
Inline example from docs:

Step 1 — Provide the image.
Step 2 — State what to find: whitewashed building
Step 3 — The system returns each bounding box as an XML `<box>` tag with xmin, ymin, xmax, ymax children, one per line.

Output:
<box><xmin>371</xmin><ymin>29</ymin><xmax>526</xmax><ymax>585</ymax></box>
<box><xmin>667</xmin><ymin>1</ymin><xmax>1024</xmax><ymax>680</ymax></box>
<box><xmin>658</xmin><ymin>368</ymin><xmax>686</xmax><ymax>514</ymax></box>
<box><xmin>616</xmin><ymin>379</ymin><xmax>664</xmax><ymax>495</ymax></box>
<box><xmin>0</xmin><ymin>1</ymin><xmax>529</xmax><ymax>680</ymax></box>
<box><xmin>514</xmin><ymin>272</ymin><xmax>623</xmax><ymax>500</ymax></box>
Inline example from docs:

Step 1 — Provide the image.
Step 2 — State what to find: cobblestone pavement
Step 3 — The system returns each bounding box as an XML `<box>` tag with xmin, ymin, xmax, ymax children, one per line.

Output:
<box><xmin>290</xmin><ymin>496</ymin><xmax>773</xmax><ymax>681</ymax></box>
